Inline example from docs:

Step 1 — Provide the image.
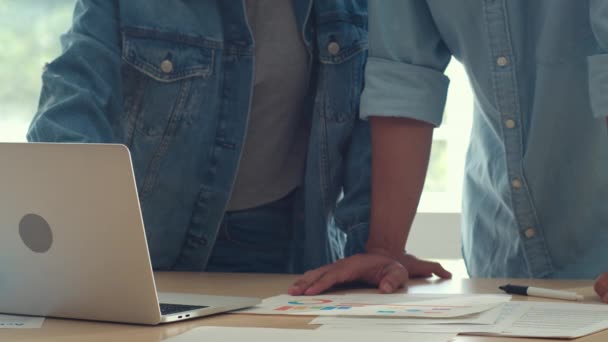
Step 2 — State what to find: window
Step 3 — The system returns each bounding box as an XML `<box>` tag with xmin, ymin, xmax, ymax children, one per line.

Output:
<box><xmin>408</xmin><ymin>61</ymin><xmax>473</xmax><ymax>277</ymax></box>
<box><xmin>1</xmin><ymin>1</ymin><xmax>75</xmax><ymax>142</ymax></box>
<box><xmin>418</xmin><ymin>61</ymin><xmax>474</xmax><ymax>213</ymax></box>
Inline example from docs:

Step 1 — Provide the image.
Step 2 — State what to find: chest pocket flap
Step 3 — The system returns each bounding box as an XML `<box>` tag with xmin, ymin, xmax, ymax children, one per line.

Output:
<box><xmin>121</xmin><ymin>27</ymin><xmax>217</xmax><ymax>82</ymax></box>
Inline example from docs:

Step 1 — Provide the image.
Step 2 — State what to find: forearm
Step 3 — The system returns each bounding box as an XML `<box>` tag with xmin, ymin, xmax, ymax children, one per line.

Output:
<box><xmin>366</xmin><ymin>116</ymin><xmax>434</xmax><ymax>258</ymax></box>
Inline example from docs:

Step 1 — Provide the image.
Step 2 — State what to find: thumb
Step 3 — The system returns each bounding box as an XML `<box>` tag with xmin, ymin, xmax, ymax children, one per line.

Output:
<box><xmin>378</xmin><ymin>263</ymin><xmax>409</xmax><ymax>293</ymax></box>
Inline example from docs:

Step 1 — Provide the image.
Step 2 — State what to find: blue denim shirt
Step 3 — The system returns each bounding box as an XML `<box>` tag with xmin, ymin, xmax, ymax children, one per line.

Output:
<box><xmin>362</xmin><ymin>0</ymin><xmax>608</xmax><ymax>278</ymax></box>
<box><xmin>28</xmin><ymin>0</ymin><xmax>371</xmax><ymax>273</ymax></box>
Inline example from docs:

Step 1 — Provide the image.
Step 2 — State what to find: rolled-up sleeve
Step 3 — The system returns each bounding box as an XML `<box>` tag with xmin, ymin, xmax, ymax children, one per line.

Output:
<box><xmin>589</xmin><ymin>0</ymin><xmax>608</xmax><ymax>118</ymax></box>
<box><xmin>360</xmin><ymin>0</ymin><xmax>451</xmax><ymax>126</ymax></box>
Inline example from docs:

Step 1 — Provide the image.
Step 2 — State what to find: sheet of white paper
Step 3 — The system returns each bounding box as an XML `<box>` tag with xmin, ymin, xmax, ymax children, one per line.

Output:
<box><xmin>346</xmin><ymin>294</ymin><xmax>509</xmax><ymax>318</ymax></box>
<box><xmin>311</xmin><ymin>304</ymin><xmax>503</xmax><ymax>325</ymax></box>
<box><xmin>0</xmin><ymin>314</ymin><xmax>44</xmax><ymax>329</ymax></box>
<box><xmin>315</xmin><ymin>303</ymin><xmax>517</xmax><ymax>334</ymax></box>
<box><xmin>163</xmin><ymin>327</ymin><xmax>456</xmax><ymax>342</ymax></box>
<box><xmin>480</xmin><ymin>301</ymin><xmax>608</xmax><ymax>339</ymax></box>
<box><xmin>237</xmin><ymin>293</ymin><xmax>510</xmax><ymax>318</ymax></box>
<box><xmin>317</xmin><ymin>323</ymin><xmax>504</xmax><ymax>334</ymax></box>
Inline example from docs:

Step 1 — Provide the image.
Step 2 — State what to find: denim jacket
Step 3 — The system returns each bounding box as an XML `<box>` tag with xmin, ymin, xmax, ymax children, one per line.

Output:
<box><xmin>28</xmin><ymin>0</ymin><xmax>370</xmax><ymax>273</ymax></box>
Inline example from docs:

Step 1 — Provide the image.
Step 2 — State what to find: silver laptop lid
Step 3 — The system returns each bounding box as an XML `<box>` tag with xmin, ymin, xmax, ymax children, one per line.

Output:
<box><xmin>0</xmin><ymin>143</ymin><xmax>162</xmax><ymax>324</ymax></box>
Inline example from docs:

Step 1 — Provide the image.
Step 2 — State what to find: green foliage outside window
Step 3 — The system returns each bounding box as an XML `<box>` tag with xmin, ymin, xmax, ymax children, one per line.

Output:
<box><xmin>1</xmin><ymin>1</ymin><xmax>74</xmax><ymax>133</ymax></box>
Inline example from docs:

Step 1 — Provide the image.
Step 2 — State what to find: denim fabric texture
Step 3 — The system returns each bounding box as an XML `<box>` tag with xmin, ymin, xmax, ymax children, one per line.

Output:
<box><xmin>28</xmin><ymin>0</ymin><xmax>371</xmax><ymax>273</ymax></box>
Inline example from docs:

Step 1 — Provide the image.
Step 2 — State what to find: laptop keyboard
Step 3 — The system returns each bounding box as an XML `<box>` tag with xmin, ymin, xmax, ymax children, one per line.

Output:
<box><xmin>159</xmin><ymin>303</ymin><xmax>208</xmax><ymax>315</ymax></box>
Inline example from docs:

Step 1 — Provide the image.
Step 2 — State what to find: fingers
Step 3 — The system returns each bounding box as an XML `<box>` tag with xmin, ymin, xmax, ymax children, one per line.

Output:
<box><xmin>594</xmin><ymin>273</ymin><xmax>608</xmax><ymax>303</ymax></box>
<box><xmin>378</xmin><ymin>262</ymin><xmax>409</xmax><ymax>293</ymax></box>
<box><xmin>288</xmin><ymin>268</ymin><xmax>327</xmax><ymax>296</ymax></box>
<box><xmin>288</xmin><ymin>254</ymin><xmax>447</xmax><ymax>296</ymax></box>
<box><xmin>302</xmin><ymin>269</ymin><xmax>351</xmax><ymax>296</ymax></box>
<box><xmin>430</xmin><ymin>262</ymin><xmax>453</xmax><ymax>279</ymax></box>
<box><xmin>405</xmin><ymin>257</ymin><xmax>452</xmax><ymax>279</ymax></box>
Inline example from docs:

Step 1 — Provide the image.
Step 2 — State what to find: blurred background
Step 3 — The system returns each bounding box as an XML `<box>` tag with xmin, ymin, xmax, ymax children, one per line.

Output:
<box><xmin>1</xmin><ymin>0</ymin><xmax>75</xmax><ymax>141</ymax></box>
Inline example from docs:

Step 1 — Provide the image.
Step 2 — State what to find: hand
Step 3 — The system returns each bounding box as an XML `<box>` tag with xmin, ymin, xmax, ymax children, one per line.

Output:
<box><xmin>288</xmin><ymin>253</ymin><xmax>451</xmax><ymax>296</ymax></box>
<box><xmin>594</xmin><ymin>273</ymin><xmax>608</xmax><ymax>303</ymax></box>
<box><xmin>395</xmin><ymin>253</ymin><xmax>452</xmax><ymax>279</ymax></box>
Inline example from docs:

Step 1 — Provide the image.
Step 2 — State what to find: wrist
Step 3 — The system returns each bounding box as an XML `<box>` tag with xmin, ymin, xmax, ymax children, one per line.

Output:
<box><xmin>365</xmin><ymin>245</ymin><xmax>405</xmax><ymax>260</ymax></box>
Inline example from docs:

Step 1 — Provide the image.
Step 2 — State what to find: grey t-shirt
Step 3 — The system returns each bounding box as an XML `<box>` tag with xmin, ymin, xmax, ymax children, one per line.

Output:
<box><xmin>227</xmin><ymin>0</ymin><xmax>311</xmax><ymax>211</ymax></box>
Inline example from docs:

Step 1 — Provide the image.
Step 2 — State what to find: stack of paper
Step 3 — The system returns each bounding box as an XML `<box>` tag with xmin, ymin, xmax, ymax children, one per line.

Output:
<box><xmin>314</xmin><ymin>301</ymin><xmax>608</xmax><ymax>339</ymax></box>
<box><xmin>237</xmin><ymin>293</ymin><xmax>510</xmax><ymax>318</ymax></box>
<box><xmin>237</xmin><ymin>293</ymin><xmax>608</xmax><ymax>339</ymax></box>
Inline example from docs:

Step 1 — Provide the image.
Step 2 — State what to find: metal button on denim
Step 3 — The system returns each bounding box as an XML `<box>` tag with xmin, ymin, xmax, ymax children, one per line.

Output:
<box><xmin>505</xmin><ymin>119</ymin><xmax>516</xmax><ymax>129</ymax></box>
<box><xmin>524</xmin><ymin>228</ymin><xmax>536</xmax><ymax>239</ymax></box>
<box><xmin>511</xmin><ymin>178</ymin><xmax>522</xmax><ymax>189</ymax></box>
<box><xmin>161</xmin><ymin>60</ymin><xmax>173</xmax><ymax>73</ymax></box>
<box><xmin>497</xmin><ymin>56</ymin><xmax>509</xmax><ymax>67</ymax></box>
<box><xmin>328</xmin><ymin>42</ymin><xmax>340</xmax><ymax>56</ymax></box>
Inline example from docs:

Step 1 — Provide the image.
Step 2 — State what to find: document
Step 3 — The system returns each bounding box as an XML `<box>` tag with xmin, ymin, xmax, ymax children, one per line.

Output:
<box><xmin>484</xmin><ymin>301</ymin><xmax>608</xmax><ymax>338</ymax></box>
<box><xmin>316</xmin><ymin>301</ymin><xmax>608</xmax><ymax>339</ymax></box>
<box><xmin>0</xmin><ymin>314</ymin><xmax>44</xmax><ymax>329</ymax></box>
<box><xmin>311</xmin><ymin>303</ymin><xmax>504</xmax><ymax>325</ymax></box>
<box><xmin>316</xmin><ymin>303</ymin><xmax>512</xmax><ymax>334</ymax></box>
<box><xmin>237</xmin><ymin>293</ymin><xmax>510</xmax><ymax>318</ymax></box>
<box><xmin>163</xmin><ymin>327</ymin><xmax>456</xmax><ymax>342</ymax></box>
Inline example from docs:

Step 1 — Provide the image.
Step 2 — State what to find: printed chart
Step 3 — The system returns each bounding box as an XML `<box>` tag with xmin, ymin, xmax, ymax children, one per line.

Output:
<box><xmin>238</xmin><ymin>294</ymin><xmax>511</xmax><ymax>318</ymax></box>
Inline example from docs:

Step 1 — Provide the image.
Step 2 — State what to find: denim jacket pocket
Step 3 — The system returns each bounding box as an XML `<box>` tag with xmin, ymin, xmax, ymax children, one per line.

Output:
<box><xmin>316</xmin><ymin>22</ymin><xmax>367</xmax><ymax>124</ymax></box>
<box><xmin>119</xmin><ymin>27</ymin><xmax>219</xmax><ymax>197</ymax></box>
<box><xmin>120</xmin><ymin>28</ymin><xmax>216</xmax><ymax>138</ymax></box>
<box><xmin>312</xmin><ymin>21</ymin><xmax>368</xmax><ymax>208</ymax></box>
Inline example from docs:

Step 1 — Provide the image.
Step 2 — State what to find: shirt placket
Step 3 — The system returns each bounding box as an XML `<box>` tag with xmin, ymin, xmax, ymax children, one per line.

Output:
<box><xmin>483</xmin><ymin>0</ymin><xmax>554</xmax><ymax>277</ymax></box>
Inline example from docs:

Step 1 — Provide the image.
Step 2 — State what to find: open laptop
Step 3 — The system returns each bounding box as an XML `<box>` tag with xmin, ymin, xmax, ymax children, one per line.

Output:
<box><xmin>0</xmin><ymin>143</ymin><xmax>260</xmax><ymax>325</ymax></box>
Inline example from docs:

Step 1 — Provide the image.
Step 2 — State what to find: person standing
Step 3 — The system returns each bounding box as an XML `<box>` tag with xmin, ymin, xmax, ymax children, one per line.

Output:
<box><xmin>359</xmin><ymin>0</ymin><xmax>608</xmax><ymax>301</ymax></box>
<box><xmin>28</xmin><ymin>0</ymin><xmax>449</xmax><ymax>294</ymax></box>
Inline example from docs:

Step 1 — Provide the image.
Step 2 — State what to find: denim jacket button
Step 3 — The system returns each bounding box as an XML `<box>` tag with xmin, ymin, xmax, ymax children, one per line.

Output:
<box><xmin>328</xmin><ymin>42</ymin><xmax>340</xmax><ymax>56</ymax></box>
<box><xmin>496</xmin><ymin>56</ymin><xmax>509</xmax><ymax>67</ymax></box>
<box><xmin>160</xmin><ymin>60</ymin><xmax>174</xmax><ymax>73</ymax></box>
<box><xmin>511</xmin><ymin>178</ymin><xmax>522</xmax><ymax>189</ymax></box>
<box><xmin>524</xmin><ymin>228</ymin><xmax>536</xmax><ymax>239</ymax></box>
<box><xmin>504</xmin><ymin>119</ymin><xmax>516</xmax><ymax>129</ymax></box>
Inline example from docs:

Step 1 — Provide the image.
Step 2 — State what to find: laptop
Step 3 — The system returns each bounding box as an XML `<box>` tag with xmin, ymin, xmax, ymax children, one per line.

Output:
<box><xmin>0</xmin><ymin>143</ymin><xmax>260</xmax><ymax>325</ymax></box>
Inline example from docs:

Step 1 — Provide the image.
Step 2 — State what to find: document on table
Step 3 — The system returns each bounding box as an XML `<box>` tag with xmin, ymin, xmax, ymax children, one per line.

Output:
<box><xmin>163</xmin><ymin>326</ymin><xmax>456</xmax><ymax>342</ymax></box>
<box><xmin>311</xmin><ymin>303</ymin><xmax>504</xmax><ymax>325</ymax></box>
<box><xmin>483</xmin><ymin>301</ymin><xmax>608</xmax><ymax>339</ymax></box>
<box><xmin>316</xmin><ymin>301</ymin><xmax>608</xmax><ymax>339</ymax></box>
<box><xmin>0</xmin><ymin>314</ymin><xmax>44</xmax><ymax>328</ymax></box>
<box><xmin>236</xmin><ymin>293</ymin><xmax>510</xmax><ymax>318</ymax></box>
<box><xmin>316</xmin><ymin>302</ymin><xmax>512</xmax><ymax>334</ymax></box>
